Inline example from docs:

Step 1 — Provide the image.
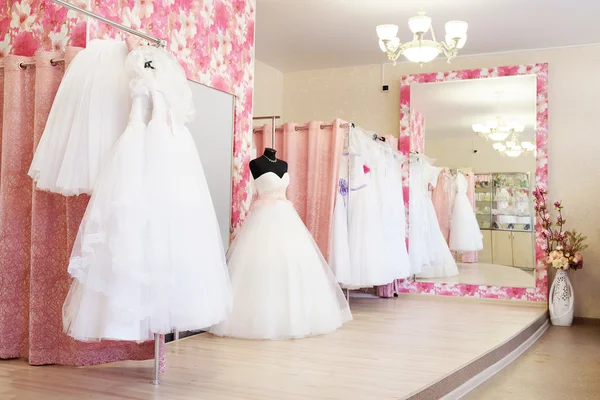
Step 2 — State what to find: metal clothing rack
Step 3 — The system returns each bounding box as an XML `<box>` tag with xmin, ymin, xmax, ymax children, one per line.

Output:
<box><xmin>42</xmin><ymin>0</ymin><xmax>166</xmax><ymax>386</ymax></box>
<box><xmin>0</xmin><ymin>0</ymin><xmax>165</xmax><ymax>72</ymax></box>
<box><xmin>252</xmin><ymin>115</ymin><xmax>281</xmax><ymax>149</ymax></box>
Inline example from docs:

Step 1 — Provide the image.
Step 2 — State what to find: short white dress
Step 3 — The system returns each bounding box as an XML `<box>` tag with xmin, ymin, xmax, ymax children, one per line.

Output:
<box><xmin>210</xmin><ymin>171</ymin><xmax>352</xmax><ymax>340</ymax></box>
<box><xmin>29</xmin><ymin>39</ymin><xmax>130</xmax><ymax>196</ymax></box>
<box><xmin>62</xmin><ymin>46</ymin><xmax>232</xmax><ymax>342</ymax></box>
<box><xmin>449</xmin><ymin>172</ymin><xmax>484</xmax><ymax>252</ymax></box>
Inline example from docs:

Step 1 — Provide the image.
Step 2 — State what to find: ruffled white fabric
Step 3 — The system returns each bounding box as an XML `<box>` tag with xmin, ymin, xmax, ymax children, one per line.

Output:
<box><xmin>449</xmin><ymin>172</ymin><xmax>484</xmax><ymax>252</ymax></box>
<box><xmin>62</xmin><ymin>46</ymin><xmax>232</xmax><ymax>342</ymax></box>
<box><xmin>29</xmin><ymin>39</ymin><xmax>130</xmax><ymax>196</ymax></box>
<box><xmin>332</xmin><ymin>127</ymin><xmax>411</xmax><ymax>288</ymax></box>
<box><xmin>210</xmin><ymin>172</ymin><xmax>352</xmax><ymax>340</ymax></box>
<box><xmin>410</xmin><ymin>157</ymin><xmax>459</xmax><ymax>279</ymax></box>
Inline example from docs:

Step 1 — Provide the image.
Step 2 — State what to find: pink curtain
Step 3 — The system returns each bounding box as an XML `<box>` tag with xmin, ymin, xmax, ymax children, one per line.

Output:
<box><xmin>0</xmin><ymin>50</ymin><xmax>163</xmax><ymax>367</ymax></box>
<box><xmin>460</xmin><ymin>172</ymin><xmax>478</xmax><ymax>263</ymax></box>
<box><xmin>431</xmin><ymin>169</ymin><xmax>454</xmax><ymax>243</ymax></box>
<box><xmin>253</xmin><ymin>120</ymin><xmax>346</xmax><ymax>259</ymax></box>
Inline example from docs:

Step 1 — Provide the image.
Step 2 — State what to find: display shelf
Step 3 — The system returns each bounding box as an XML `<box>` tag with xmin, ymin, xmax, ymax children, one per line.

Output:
<box><xmin>474</xmin><ymin>172</ymin><xmax>534</xmax><ymax>232</ymax></box>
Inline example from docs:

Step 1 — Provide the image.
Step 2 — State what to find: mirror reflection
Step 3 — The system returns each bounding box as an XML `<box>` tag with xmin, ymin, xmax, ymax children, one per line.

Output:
<box><xmin>411</xmin><ymin>75</ymin><xmax>537</xmax><ymax>288</ymax></box>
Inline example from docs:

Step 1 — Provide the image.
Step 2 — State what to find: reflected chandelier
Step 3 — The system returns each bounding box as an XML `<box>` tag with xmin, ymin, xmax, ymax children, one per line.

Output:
<box><xmin>376</xmin><ymin>11</ymin><xmax>468</xmax><ymax>65</ymax></box>
<box><xmin>472</xmin><ymin>117</ymin><xmax>525</xmax><ymax>142</ymax></box>
<box><xmin>492</xmin><ymin>132</ymin><xmax>535</xmax><ymax>158</ymax></box>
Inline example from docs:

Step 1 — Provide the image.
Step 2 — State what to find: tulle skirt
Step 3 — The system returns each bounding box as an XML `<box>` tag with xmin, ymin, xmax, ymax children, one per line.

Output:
<box><xmin>416</xmin><ymin>200</ymin><xmax>459</xmax><ymax>279</ymax></box>
<box><xmin>210</xmin><ymin>199</ymin><xmax>352</xmax><ymax>340</ymax></box>
<box><xmin>29</xmin><ymin>39</ymin><xmax>130</xmax><ymax>196</ymax></box>
<box><xmin>449</xmin><ymin>194</ymin><xmax>484</xmax><ymax>252</ymax></box>
<box><xmin>62</xmin><ymin>116</ymin><xmax>232</xmax><ymax>342</ymax></box>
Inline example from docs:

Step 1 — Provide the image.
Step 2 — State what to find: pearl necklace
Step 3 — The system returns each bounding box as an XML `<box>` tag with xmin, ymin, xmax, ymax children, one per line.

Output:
<box><xmin>262</xmin><ymin>154</ymin><xmax>277</xmax><ymax>163</ymax></box>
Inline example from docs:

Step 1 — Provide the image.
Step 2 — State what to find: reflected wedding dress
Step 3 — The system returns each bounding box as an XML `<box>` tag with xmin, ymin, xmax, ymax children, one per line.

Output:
<box><xmin>62</xmin><ymin>46</ymin><xmax>232</xmax><ymax>342</ymax></box>
<box><xmin>210</xmin><ymin>171</ymin><xmax>352</xmax><ymax>339</ymax></box>
<box><xmin>449</xmin><ymin>172</ymin><xmax>484</xmax><ymax>252</ymax></box>
<box><xmin>410</xmin><ymin>157</ymin><xmax>459</xmax><ymax>278</ymax></box>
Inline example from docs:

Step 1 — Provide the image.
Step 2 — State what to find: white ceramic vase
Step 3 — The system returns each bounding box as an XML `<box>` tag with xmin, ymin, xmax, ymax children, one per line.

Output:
<box><xmin>549</xmin><ymin>269</ymin><xmax>574</xmax><ymax>326</ymax></box>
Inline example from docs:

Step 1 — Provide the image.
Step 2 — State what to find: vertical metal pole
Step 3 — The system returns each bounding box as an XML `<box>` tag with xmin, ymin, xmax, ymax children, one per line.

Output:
<box><xmin>152</xmin><ymin>334</ymin><xmax>160</xmax><ymax>385</ymax></box>
<box><xmin>174</xmin><ymin>329</ymin><xmax>179</xmax><ymax>341</ymax></box>
<box><xmin>271</xmin><ymin>116</ymin><xmax>276</xmax><ymax>150</ymax></box>
<box><xmin>346</xmin><ymin>288</ymin><xmax>350</xmax><ymax>304</ymax></box>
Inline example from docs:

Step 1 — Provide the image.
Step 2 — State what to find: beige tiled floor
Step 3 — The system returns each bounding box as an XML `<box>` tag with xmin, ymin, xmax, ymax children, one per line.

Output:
<box><xmin>467</xmin><ymin>322</ymin><xmax>600</xmax><ymax>399</ymax></box>
<box><xmin>420</xmin><ymin>262</ymin><xmax>535</xmax><ymax>287</ymax></box>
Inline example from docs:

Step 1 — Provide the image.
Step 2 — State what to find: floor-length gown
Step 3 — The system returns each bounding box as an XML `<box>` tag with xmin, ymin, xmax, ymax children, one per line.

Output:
<box><xmin>449</xmin><ymin>172</ymin><xmax>484</xmax><ymax>252</ymax></box>
<box><xmin>62</xmin><ymin>46</ymin><xmax>232</xmax><ymax>342</ymax></box>
<box><xmin>210</xmin><ymin>171</ymin><xmax>352</xmax><ymax>339</ymax></box>
<box><xmin>410</xmin><ymin>157</ymin><xmax>459</xmax><ymax>278</ymax></box>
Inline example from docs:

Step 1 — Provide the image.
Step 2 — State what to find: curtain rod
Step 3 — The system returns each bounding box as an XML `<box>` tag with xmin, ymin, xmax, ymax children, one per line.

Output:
<box><xmin>0</xmin><ymin>58</ymin><xmax>65</xmax><ymax>70</ymax></box>
<box><xmin>52</xmin><ymin>0</ymin><xmax>166</xmax><ymax>47</ymax></box>
<box><xmin>252</xmin><ymin>122</ymin><xmax>350</xmax><ymax>133</ymax></box>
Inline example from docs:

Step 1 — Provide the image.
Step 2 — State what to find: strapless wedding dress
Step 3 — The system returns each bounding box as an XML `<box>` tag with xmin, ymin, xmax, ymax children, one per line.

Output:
<box><xmin>210</xmin><ymin>171</ymin><xmax>352</xmax><ymax>340</ymax></box>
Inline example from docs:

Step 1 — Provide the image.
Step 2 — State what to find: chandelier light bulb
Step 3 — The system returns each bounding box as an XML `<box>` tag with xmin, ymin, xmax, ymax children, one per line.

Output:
<box><xmin>376</xmin><ymin>24</ymin><xmax>399</xmax><ymax>40</ymax></box>
<box><xmin>445</xmin><ymin>21</ymin><xmax>468</xmax><ymax>38</ymax></box>
<box><xmin>521</xmin><ymin>141</ymin><xmax>535</xmax><ymax>151</ymax></box>
<box><xmin>505</xmin><ymin>140</ymin><xmax>516</xmax><ymax>148</ymax></box>
<box><xmin>402</xmin><ymin>41</ymin><xmax>441</xmax><ymax>63</ymax></box>
<box><xmin>408</xmin><ymin>12</ymin><xmax>432</xmax><ymax>34</ymax></box>
<box><xmin>493</xmin><ymin>143</ymin><xmax>506</xmax><ymax>151</ymax></box>
<box><xmin>488</xmin><ymin>132</ymin><xmax>510</xmax><ymax>141</ymax></box>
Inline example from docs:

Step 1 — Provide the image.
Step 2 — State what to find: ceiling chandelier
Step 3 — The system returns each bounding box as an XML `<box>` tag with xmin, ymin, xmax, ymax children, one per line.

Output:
<box><xmin>376</xmin><ymin>11</ymin><xmax>468</xmax><ymax>65</ymax></box>
<box><xmin>492</xmin><ymin>132</ymin><xmax>535</xmax><ymax>158</ymax></box>
<box><xmin>472</xmin><ymin>117</ymin><xmax>525</xmax><ymax>142</ymax></box>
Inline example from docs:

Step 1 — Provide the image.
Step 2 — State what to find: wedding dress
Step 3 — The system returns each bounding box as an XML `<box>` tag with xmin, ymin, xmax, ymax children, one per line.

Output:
<box><xmin>29</xmin><ymin>39</ymin><xmax>130</xmax><ymax>196</ymax></box>
<box><xmin>62</xmin><ymin>46</ymin><xmax>232</xmax><ymax>342</ymax></box>
<box><xmin>210</xmin><ymin>171</ymin><xmax>352</xmax><ymax>339</ymax></box>
<box><xmin>449</xmin><ymin>172</ymin><xmax>484</xmax><ymax>252</ymax></box>
<box><xmin>410</xmin><ymin>157</ymin><xmax>459</xmax><ymax>278</ymax></box>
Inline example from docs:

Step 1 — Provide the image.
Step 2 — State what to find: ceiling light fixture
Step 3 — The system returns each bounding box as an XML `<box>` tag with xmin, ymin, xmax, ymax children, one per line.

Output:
<box><xmin>376</xmin><ymin>11</ymin><xmax>468</xmax><ymax>65</ymax></box>
<box><xmin>472</xmin><ymin>117</ymin><xmax>525</xmax><ymax>142</ymax></box>
<box><xmin>493</xmin><ymin>132</ymin><xmax>535</xmax><ymax>158</ymax></box>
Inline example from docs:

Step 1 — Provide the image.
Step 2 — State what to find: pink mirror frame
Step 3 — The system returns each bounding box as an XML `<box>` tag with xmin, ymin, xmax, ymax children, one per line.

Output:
<box><xmin>380</xmin><ymin>64</ymin><xmax>548</xmax><ymax>302</ymax></box>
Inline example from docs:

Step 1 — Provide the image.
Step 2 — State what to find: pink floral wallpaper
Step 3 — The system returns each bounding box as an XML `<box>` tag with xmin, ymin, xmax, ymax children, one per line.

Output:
<box><xmin>393</xmin><ymin>64</ymin><xmax>549</xmax><ymax>302</ymax></box>
<box><xmin>2</xmin><ymin>0</ymin><xmax>256</xmax><ymax>234</ymax></box>
<box><xmin>0</xmin><ymin>0</ymin><xmax>87</xmax><ymax>57</ymax></box>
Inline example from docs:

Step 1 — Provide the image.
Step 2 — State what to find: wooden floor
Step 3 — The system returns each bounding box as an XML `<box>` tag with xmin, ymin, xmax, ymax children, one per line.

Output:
<box><xmin>467</xmin><ymin>322</ymin><xmax>600</xmax><ymax>400</ymax></box>
<box><xmin>421</xmin><ymin>263</ymin><xmax>536</xmax><ymax>288</ymax></box>
<box><xmin>1</xmin><ymin>296</ymin><xmax>545</xmax><ymax>400</ymax></box>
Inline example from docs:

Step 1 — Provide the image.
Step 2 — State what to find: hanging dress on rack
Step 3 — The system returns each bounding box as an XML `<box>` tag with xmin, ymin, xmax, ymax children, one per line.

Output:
<box><xmin>329</xmin><ymin>150</ymin><xmax>353</xmax><ymax>283</ymax></box>
<box><xmin>341</xmin><ymin>127</ymin><xmax>409</xmax><ymax>287</ymax></box>
<box><xmin>29</xmin><ymin>39</ymin><xmax>131</xmax><ymax>196</ymax></box>
<box><xmin>410</xmin><ymin>156</ymin><xmax>459</xmax><ymax>278</ymax></box>
<box><xmin>62</xmin><ymin>46</ymin><xmax>232</xmax><ymax>342</ymax></box>
<box><xmin>449</xmin><ymin>172</ymin><xmax>484</xmax><ymax>252</ymax></box>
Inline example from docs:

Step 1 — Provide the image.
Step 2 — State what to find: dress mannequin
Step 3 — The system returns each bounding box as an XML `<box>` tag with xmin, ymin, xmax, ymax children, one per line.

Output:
<box><xmin>249</xmin><ymin>148</ymin><xmax>288</xmax><ymax>179</ymax></box>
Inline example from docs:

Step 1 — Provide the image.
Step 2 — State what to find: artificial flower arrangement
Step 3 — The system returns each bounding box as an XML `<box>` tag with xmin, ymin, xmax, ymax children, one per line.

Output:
<box><xmin>533</xmin><ymin>187</ymin><xmax>588</xmax><ymax>271</ymax></box>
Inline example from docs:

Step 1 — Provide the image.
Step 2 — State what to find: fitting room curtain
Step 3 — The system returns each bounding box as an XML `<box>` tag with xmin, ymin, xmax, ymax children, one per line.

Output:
<box><xmin>253</xmin><ymin>120</ymin><xmax>346</xmax><ymax>259</ymax></box>
<box><xmin>0</xmin><ymin>50</ymin><xmax>163</xmax><ymax>367</ymax></box>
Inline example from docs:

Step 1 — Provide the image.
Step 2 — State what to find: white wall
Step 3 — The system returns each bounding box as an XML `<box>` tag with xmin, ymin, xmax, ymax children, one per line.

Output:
<box><xmin>282</xmin><ymin>44</ymin><xmax>600</xmax><ymax>318</ymax></box>
<box><xmin>253</xmin><ymin>60</ymin><xmax>284</xmax><ymax>121</ymax></box>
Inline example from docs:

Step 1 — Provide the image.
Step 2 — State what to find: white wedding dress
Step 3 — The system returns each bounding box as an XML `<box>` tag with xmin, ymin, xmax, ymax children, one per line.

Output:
<box><xmin>210</xmin><ymin>171</ymin><xmax>352</xmax><ymax>339</ymax></box>
<box><xmin>62</xmin><ymin>46</ymin><xmax>232</xmax><ymax>342</ymax></box>
<box><xmin>449</xmin><ymin>172</ymin><xmax>484</xmax><ymax>252</ymax></box>
<box><xmin>29</xmin><ymin>39</ymin><xmax>130</xmax><ymax>196</ymax></box>
<box><xmin>410</xmin><ymin>157</ymin><xmax>459</xmax><ymax>278</ymax></box>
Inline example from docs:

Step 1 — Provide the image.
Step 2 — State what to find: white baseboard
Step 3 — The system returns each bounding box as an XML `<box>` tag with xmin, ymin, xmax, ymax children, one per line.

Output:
<box><xmin>441</xmin><ymin>318</ymin><xmax>550</xmax><ymax>400</ymax></box>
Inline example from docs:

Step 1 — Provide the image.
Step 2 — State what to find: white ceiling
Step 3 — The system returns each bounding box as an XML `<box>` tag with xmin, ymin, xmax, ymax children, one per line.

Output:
<box><xmin>255</xmin><ymin>0</ymin><xmax>600</xmax><ymax>72</ymax></box>
<box><xmin>410</xmin><ymin>75</ymin><xmax>537</xmax><ymax>140</ymax></box>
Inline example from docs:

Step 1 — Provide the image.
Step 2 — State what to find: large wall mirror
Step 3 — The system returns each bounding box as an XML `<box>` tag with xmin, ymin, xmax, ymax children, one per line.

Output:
<box><xmin>187</xmin><ymin>80</ymin><xmax>235</xmax><ymax>251</ymax></box>
<box><xmin>397</xmin><ymin>64</ymin><xmax>548</xmax><ymax>302</ymax></box>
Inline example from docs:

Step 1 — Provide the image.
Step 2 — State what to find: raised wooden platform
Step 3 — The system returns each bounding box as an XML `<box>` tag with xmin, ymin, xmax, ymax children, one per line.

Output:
<box><xmin>0</xmin><ymin>296</ymin><xmax>547</xmax><ymax>400</ymax></box>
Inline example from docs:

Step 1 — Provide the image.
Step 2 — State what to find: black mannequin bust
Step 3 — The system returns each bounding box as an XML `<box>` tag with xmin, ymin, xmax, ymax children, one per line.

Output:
<box><xmin>249</xmin><ymin>148</ymin><xmax>288</xmax><ymax>179</ymax></box>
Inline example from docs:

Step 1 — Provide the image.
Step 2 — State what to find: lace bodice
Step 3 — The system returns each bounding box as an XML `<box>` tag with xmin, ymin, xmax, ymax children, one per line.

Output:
<box><xmin>254</xmin><ymin>172</ymin><xmax>290</xmax><ymax>201</ymax></box>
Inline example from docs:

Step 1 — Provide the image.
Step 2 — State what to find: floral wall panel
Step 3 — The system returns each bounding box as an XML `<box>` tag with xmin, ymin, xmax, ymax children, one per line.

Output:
<box><xmin>88</xmin><ymin>0</ymin><xmax>256</xmax><ymax>234</ymax></box>
<box><xmin>1</xmin><ymin>0</ymin><xmax>88</xmax><ymax>57</ymax></box>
